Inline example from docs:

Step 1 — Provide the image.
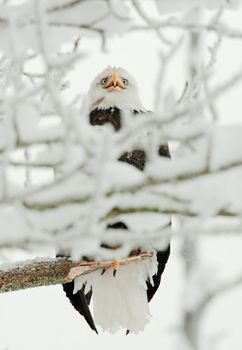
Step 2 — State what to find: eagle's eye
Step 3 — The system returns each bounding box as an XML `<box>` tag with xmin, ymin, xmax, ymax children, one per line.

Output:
<box><xmin>101</xmin><ymin>78</ymin><xmax>108</xmax><ymax>85</ymax></box>
<box><xmin>122</xmin><ymin>78</ymin><xmax>128</xmax><ymax>85</ymax></box>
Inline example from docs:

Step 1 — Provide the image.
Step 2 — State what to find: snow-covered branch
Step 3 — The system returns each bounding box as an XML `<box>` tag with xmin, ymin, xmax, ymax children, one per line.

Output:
<box><xmin>0</xmin><ymin>0</ymin><xmax>240</xmax><ymax>254</ymax></box>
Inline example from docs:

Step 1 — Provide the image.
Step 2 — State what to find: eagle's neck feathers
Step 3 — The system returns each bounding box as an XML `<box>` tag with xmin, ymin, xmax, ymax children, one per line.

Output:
<box><xmin>88</xmin><ymin>90</ymin><xmax>147</xmax><ymax>113</ymax></box>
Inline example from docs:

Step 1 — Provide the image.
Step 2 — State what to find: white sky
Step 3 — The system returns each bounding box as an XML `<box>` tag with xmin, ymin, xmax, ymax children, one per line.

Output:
<box><xmin>1</xmin><ymin>3</ymin><xmax>242</xmax><ymax>350</ymax></box>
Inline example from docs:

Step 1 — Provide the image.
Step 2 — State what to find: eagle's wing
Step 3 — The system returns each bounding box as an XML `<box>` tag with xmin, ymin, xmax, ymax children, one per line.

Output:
<box><xmin>56</xmin><ymin>252</ymin><xmax>98</xmax><ymax>333</ymax></box>
<box><xmin>62</xmin><ymin>281</ymin><xmax>98</xmax><ymax>334</ymax></box>
<box><xmin>146</xmin><ymin>246</ymin><xmax>170</xmax><ymax>302</ymax></box>
<box><xmin>89</xmin><ymin>107</ymin><xmax>121</xmax><ymax>131</ymax></box>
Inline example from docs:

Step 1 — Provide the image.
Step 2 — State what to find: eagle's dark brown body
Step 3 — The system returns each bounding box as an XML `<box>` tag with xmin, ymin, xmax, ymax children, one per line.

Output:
<box><xmin>62</xmin><ymin>107</ymin><xmax>171</xmax><ymax>333</ymax></box>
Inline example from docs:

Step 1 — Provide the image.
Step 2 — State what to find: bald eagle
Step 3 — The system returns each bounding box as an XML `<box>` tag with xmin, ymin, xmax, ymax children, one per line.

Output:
<box><xmin>61</xmin><ymin>66</ymin><xmax>171</xmax><ymax>334</ymax></box>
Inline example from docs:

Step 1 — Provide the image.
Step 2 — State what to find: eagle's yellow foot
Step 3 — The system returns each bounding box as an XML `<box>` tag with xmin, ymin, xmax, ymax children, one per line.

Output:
<box><xmin>113</xmin><ymin>259</ymin><xmax>120</xmax><ymax>277</ymax></box>
<box><xmin>101</xmin><ymin>259</ymin><xmax>120</xmax><ymax>276</ymax></box>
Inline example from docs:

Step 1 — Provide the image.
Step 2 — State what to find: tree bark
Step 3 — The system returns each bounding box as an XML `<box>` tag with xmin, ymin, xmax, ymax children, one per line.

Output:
<box><xmin>0</xmin><ymin>252</ymin><xmax>153</xmax><ymax>293</ymax></box>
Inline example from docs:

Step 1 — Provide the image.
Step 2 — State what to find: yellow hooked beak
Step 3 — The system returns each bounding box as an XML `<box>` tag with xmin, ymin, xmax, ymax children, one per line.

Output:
<box><xmin>105</xmin><ymin>72</ymin><xmax>124</xmax><ymax>91</ymax></box>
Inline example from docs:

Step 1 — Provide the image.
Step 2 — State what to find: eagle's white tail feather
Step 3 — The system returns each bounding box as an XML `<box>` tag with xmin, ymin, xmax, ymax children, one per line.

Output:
<box><xmin>73</xmin><ymin>253</ymin><xmax>158</xmax><ymax>333</ymax></box>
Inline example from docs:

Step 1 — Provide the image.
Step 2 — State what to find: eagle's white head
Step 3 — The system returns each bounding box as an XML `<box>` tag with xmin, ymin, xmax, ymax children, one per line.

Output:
<box><xmin>87</xmin><ymin>66</ymin><xmax>147</xmax><ymax>112</ymax></box>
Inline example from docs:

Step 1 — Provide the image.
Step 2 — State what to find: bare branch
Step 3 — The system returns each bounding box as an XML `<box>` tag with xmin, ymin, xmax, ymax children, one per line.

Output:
<box><xmin>132</xmin><ymin>19</ymin><xmax>242</xmax><ymax>40</ymax></box>
<box><xmin>0</xmin><ymin>252</ymin><xmax>153</xmax><ymax>293</ymax></box>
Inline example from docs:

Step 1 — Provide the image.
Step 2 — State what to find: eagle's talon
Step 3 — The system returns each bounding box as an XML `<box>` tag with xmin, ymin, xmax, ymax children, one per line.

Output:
<box><xmin>101</xmin><ymin>265</ymin><xmax>110</xmax><ymax>275</ymax></box>
<box><xmin>100</xmin><ymin>259</ymin><xmax>120</xmax><ymax>277</ymax></box>
<box><xmin>113</xmin><ymin>259</ymin><xmax>120</xmax><ymax>277</ymax></box>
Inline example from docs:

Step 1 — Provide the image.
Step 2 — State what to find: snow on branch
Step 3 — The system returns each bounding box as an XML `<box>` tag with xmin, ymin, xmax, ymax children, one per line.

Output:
<box><xmin>0</xmin><ymin>0</ymin><xmax>241</xmax><ymax>256</ymax></box>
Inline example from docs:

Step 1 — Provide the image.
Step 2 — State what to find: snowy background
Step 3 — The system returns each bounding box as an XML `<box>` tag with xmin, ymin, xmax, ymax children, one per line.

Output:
<box><xmin>0</xmin><ymin>0</ymin><xmax>242</xmax><ymax>349</ymax></box>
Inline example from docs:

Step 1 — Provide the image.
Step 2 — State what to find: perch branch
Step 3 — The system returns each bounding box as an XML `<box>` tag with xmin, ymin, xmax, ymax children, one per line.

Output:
<box><xmin>0</xmin><ymin>252</ymin><xmax>153</xmax><ymax>293</ymax></box>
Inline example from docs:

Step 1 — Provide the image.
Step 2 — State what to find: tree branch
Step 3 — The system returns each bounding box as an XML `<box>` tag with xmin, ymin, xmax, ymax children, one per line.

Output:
<box><xmin>20</xmin><ymin>158</ymin><xmax>242</xmax><ymax>211</ymax></box>
<box><xmin>0</xmin><ymin>252</ymin><xmax>153</xmax><ymax>293</ymax></box>
<box><xmin>184</xmin><ymin>274</ymin><xmax>242</xmax><ymax>349</ymax></box>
